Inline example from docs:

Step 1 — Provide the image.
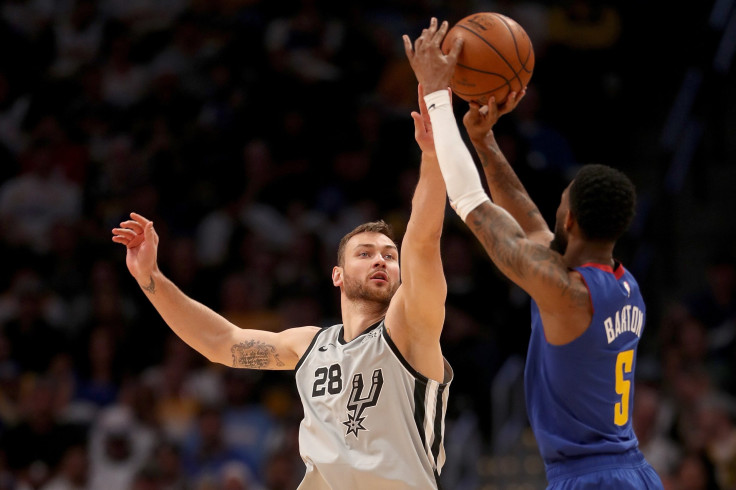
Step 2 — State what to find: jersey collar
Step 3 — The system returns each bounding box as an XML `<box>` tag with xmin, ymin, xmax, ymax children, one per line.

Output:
<box><xmin>338</xmin><ymin>318</ymin><xmax>384</xmax><ymax>345</ymax></box>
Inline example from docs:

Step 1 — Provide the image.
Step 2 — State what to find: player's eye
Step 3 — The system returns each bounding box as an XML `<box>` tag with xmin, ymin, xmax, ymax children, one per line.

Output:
<box><xmin>384</xmin><ymin>254</ymin><xmax>394</xmax><ymax>260</ymax></box>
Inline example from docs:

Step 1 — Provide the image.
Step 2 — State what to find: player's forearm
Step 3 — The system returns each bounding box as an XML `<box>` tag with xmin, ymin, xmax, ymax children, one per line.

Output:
<box><xmin>404</xmin><ymin>152</ymin><xmax>446</xmax><ymax>243</ymax></box>
<box><xmin>395</xmin><ymin>151</ymin><xmax>448</xmax><ymax>341</ymax></box>
<box><xmin>424</xmin><ymin>90</ymin><xmax>490</xmax><ymax>221</ymax></box>
<box><xmin>470</xmin><ymin>131</ymin><xmax>549</xmax><ymax>236</ymax></box>
<box><xmin>136</xmin><ymin>270</ymin><xmax>237</xmax><ymax>365</ymax></box>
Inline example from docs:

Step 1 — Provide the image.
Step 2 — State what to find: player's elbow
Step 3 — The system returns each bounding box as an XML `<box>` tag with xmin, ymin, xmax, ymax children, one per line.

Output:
<box><xmin>197</xmin><ymin>331</ymin><xmax>235</xmax><ymax>366</ymax></box>
<box><xmin>196</xmin><ymin>344</ymin><xmax>227</xmax><ymax>366</ymax></box>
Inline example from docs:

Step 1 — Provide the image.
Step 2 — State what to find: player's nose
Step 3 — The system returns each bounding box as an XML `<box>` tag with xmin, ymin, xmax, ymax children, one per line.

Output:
<box><xmin>372</xmin><ymin>255</ymin><xmax>387</xmax><ymax>267</ymax></box>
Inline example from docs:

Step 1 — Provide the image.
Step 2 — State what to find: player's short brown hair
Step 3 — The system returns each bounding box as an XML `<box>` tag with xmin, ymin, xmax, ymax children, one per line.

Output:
<box><xmin>337</xmin><ymin>221</ymin><xmax>396</xmax><ymax>266</ymax></box>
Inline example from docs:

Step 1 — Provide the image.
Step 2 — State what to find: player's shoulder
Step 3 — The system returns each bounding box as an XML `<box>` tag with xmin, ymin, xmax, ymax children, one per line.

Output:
<box><xmin>563</xmin><ymin>268</ymin><xmax>594</xmax><ymax>306</ymax></box>
<box><xmin>283</xmin><ymin>325</ymin><xmax>323</xmax><ymax>352</ymax></box>
<box><xmin>291</xmin><ymin>325</ymin><xmax>332</xmax><ymax>372</ymax></box>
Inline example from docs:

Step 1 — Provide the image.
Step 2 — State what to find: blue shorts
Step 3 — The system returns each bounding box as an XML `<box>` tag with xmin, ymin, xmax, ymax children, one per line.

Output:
<box><xmin>546</xmin><ymin>449</ymin><xmax>664</xmax><ymax>490</ymax></box>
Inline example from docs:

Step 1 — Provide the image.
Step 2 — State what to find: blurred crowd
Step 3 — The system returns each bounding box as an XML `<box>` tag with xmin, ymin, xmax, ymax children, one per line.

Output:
<box><xmin>0</xmin><ymin>0</ymin><xmax>735</xmax><ymax>489</ymax></box>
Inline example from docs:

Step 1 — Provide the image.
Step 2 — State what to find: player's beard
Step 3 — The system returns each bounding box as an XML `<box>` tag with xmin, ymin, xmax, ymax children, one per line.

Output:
<box><xmin>343</xmin><ymin>272</ymin><xmax>398</xmax><ymax>307</ymax></box>
<box><xmin>549</xmin><ymin>219</ymin><xmax>568</xmax><ymax>255</ymax></box>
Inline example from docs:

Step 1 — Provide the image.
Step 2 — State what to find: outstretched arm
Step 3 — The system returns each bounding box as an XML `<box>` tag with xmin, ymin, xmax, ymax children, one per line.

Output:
<box><xmin>112</xmin><ymin>213</ymin><xmax>318</xmax><ymax>370</ymax></box>
<box><xmin>404</xmin><ymin>21</ymin><xmax>584</xmax><ymax>319</ymax></box>
<box><xmin>385</xmin><ymin>79</ymin><xmax>449</xmax><ymax>383</ymax></box>
<box><xmin>425</xmin><ymin>91</ymin><xmax>586</xmax><ymax>318</ymax></box>
<box><xmin>463</xmin><ymin>97</ymin><xmax>553</xmax><ymax>246</ymax></box>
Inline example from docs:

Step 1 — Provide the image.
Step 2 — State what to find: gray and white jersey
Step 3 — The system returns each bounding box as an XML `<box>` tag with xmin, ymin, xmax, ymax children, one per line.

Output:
<box><xmin>294</xmin><ymin>320</ymin><xmax>453</xmax><ymax>490</ymax></box>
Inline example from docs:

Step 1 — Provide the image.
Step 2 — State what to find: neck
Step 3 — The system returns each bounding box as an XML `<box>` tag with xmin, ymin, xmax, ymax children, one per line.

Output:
<box><xmin>563</xmin><ymin>239</ymin><xmax>616</xmax><ymax>269</ymax></box>
<box><xmin>340</xmin><ymin>296</ymin><xmax>388</xmax><ymax>342</ymax></box>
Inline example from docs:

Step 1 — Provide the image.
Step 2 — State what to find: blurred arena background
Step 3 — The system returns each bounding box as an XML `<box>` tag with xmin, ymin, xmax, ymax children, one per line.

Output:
<box><xmin>0</xmin><ymin>0</ymin><xmax>735</xmax><ymax>489</ymax></box>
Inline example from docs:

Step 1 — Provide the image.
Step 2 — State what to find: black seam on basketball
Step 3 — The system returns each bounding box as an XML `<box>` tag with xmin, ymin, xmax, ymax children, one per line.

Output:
<box><xmin>453</xmin><ymin>62</ymin><xmax>510</xmax><ymax>97</ymax></box>
<box><xmin>453</xmin><ymin>86</ymin><xmax>509</xmax><ymax>98</ymax></box>
<box><xmin>453</xmin><ymin>14</ymin><xmax>534</xmax><ymax>98</ymax></box>
<box><xmin>494</xmin><ymin>16</ymin><xmax>530</xmax><ymax>84</ymax></box>
<box><xmin>455</xmin><ymin>62</ymin><xmax>508</xmax><ymax>77</ymax></box>
<box><xmin>456</xmin><ymin>22</ymin><xmax>523</xmax><ymax>88</ymax></box>
<box><xmin>495</xmin><ymin>15</ymin><xmax>533</xmax><ymax>74</ymax></box>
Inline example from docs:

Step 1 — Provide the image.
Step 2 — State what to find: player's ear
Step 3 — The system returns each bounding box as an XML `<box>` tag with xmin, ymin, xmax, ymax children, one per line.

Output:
<box><xmin>332</xmin><ymin>266</ymin><xmax>343</xmax><ymax>287</ymax></box>
<box><xmin>564</xmin><ymin>210</ymin><xmax>575</xmax><ymax>231</ymax></box>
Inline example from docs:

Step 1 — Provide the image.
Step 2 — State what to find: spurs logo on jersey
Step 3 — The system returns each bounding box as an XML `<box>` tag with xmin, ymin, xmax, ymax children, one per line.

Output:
<box><xmin>343</xmin><ymin>369</ymin><xmax>383</xmax><ymax>437</ymax></box>
<box><xmin>295</xmin><ymin>321</ymin><xmax>453</xmax><ymax>489</ymax></box>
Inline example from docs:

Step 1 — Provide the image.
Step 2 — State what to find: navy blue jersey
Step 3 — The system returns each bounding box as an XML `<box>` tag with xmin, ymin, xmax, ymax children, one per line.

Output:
<box><xmin>525</xmin><ymin>262</ymin><xmax>645</xmax><ymax>465</ymax></box>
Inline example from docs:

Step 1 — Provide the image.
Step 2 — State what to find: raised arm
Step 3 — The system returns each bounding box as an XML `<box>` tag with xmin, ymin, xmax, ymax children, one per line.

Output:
<box><xmin>427</xmin><ymin>91</ymin><xmax>588</xmax><ymax>318</ymax></box>
<box><xmin>404</xmin><ymin>20</ymin><xmax>585</xmax><ymax>319</ymax></box>
<box><xmin>384</xmin><ymin>81</ymin><xmax>449</xmax><ymax>382</ymax></box>
<box><xmin>463</xmin><ymin>97</ymin><xmax>553</xmax><ymax>246</ymax></box>
<box><xmin>112</xmin><ymin>213</ymin><xmax>319</xmax><ymax>370</ymax></box>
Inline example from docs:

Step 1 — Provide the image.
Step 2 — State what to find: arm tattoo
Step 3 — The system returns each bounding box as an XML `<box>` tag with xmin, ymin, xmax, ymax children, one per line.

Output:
<box><xmin>141</xmin><ymin>275</ymin><xmax>156</xmax><ymax>294</ymax></box>
<box><xmin>476</xmin><ymin>140</ymin><xmax>545</xmax><ymax>227</ymax></box>
<box><xmin>469</xmin><ymin>206</ymin><xmax>588</xmax><ymax>307</ymax></box>
<box><xmin>231</xmin><ymin>339</ymin><xmax>284</xmax><ymax>369</ymax></box>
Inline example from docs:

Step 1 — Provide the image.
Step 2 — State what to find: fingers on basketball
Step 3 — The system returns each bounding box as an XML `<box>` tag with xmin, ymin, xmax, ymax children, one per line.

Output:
<box><xmin>441</xmin><ymin>12</ymin><xmax>534</xmax><ymax>104</ymax></box>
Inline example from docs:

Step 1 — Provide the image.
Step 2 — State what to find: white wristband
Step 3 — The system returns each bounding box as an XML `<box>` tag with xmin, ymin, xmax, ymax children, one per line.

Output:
<box><xmin>423</xmin><ymin>90</ymin><xmax>490</xmax><ymax>221</ymax></box>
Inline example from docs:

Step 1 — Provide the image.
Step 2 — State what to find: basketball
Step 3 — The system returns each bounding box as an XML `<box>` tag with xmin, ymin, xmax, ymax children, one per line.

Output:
<box><xmin>441</xmin><ymin>12</ymin><xmax>534</xmax><ymax>104</ymax></box>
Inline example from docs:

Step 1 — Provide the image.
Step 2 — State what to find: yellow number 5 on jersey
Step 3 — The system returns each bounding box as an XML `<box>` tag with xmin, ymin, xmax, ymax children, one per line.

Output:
<box><xmin>614</xmin><ymin>349</ymin><xmax>634</xmax><ymax>426</ymax></box>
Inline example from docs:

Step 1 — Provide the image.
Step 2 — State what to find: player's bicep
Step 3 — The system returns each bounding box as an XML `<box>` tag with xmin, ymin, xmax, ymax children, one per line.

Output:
<box><xmin>466</xmin><ymin>203</ymin><xmax>580</xmax><ymax>310</ymax></box>
<box><xmin>229</xmin><ymin>326</ymin><xmax>320</xmax><ymax>370</ymax></box>
<box><xmin>495</xmin><ymin>239</ymin><xmax>572</xmax><ymax>305</ymax></box>
<box><xmin>393</xmin><ymin>239</ymin><xmax>447</xmax><ymax>329</ymax></box>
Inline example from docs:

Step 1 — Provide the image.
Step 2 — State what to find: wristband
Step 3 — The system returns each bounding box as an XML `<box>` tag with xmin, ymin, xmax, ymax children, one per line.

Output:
<box><xmin>423</xmin><ymin>90</ymin><xmax>490</xmax><ymax>221</ymax></box>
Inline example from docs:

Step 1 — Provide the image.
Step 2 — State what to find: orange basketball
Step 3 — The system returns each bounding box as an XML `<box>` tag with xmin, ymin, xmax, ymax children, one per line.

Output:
<box><xmin>442</xmin><ymin>12</ymin><xmax>534</xmax><ymax>104</ymax></box>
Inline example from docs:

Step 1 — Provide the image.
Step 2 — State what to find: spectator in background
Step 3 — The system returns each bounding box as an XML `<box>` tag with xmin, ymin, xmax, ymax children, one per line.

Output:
<box><xmin>0</xmin><ymin>72</ymin><xmax>30</xmax><ymax>157</ymax></box>
<box><xmin>87</xmin><ymin>381</ymin><xmax>158</xmax><ymax>490</ymax></box>
<box><xmin>40</xmin><ymin>444</ymin><xmax>89</xmax><ymax>490</ymax></box>
<box><xmin>151</xmin><ymin>440</ymin><xmax>187</xmax><ymax>490</ymax></box>
<box><xmin>1</xmin><ymin>270</ymin><xmax>68</xmax><ymax>374</ymax></box>
<box><xmin>220</xmin><ymin>370</ymin><xmax>279</xmax><ymax>480</ymax></box>
<box><xmin>219</xmin><ymin>460</ymin><xmax>263</xmax><ymax>490</ymax></box>
<box><xmin>2</xmin><ymin>376</ymin><xmax>85</xmax><ymax>489</ymax></box>
<box><xmin>0</xmin><ymin>331</ymin><xmax>20</xmax><ymax>430</ymax></box>
<box><xmin>0</xmin><ymin>136</ymin><xmax>82</xmax><ymax>255</ymax></box>
<box><xmin>100</xmin><ymin>30</ymin><xmax>150</xmax><ymax>109</ymax></box>
<box><xmin>263</xmin><ymin>0</ymin><xmax>345</xmax><ymax>85</ymax></box>
<box><xmin>148</xmin><ymin>12</ymin><xmax>211</xmax><ymax>97</ymax></box>
<box><xmin>49</xmin><ymin>0</ymin><xmax>106</xmax><ymax>78</ymax></box>
<box><xmin>130</xmin><ymin>463</ymin><xmax>165</xmax><ymax>490</ymax></box>
<box><xmin>73</xmin><ymin>326</ymin><xmax>121</xmax><ymax>409</ymax></box>
<box><xmin>687</xmin><ymin>252</ymin><xmax>736</xmax><ymax>334</ymax></box>
<box><xmin>694</xmin><ymin>394</ymin><xmax>736</xmax><ymax>489</ymax></box>
<box><xmin>543</xmin><ymin>0</ymin><xmax>624</xmax><ymax>163</ymax></box>
<box><xmin>141</xmin><ymin>335</ymin><xmax>201</xmax><ymax>443</ymax></box>
<box><xmin>671</xmin><ymin>451</ymin><xmax>719</xmax><ymax>490</ymax></box>
<box><xmin>633</xmin><ymin>383</ymin><xmax>681</xmax><ymax>478</ymax></box>
<box><xmin>0</xmin><ymin>1</ymin><xmax>732</xmax><ymax>489</ymax></box>
<box><xmin>181</xmin><ymin>405</ymin><xmax>252</xmax><ymax>487</ymax></box>
<box><xmin>686</xmin><ymin>251</ymin><xmax>736</xmax><ymax>393</ymax></box>
<box><xmin>261</xmin><ymin>450</ymin><xmax>301</xmax><ymax>490</ymax></box>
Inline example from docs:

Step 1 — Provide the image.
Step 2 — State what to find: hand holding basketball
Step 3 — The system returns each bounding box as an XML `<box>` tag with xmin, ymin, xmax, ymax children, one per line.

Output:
<box><xmin>463</xmin><ymin>89</ymin><xmax>526</xmax><ymax>143</ymax></box>
<box><xmin>442</xmin><ymin>12</ymin><xmax>534</xmax><ymax>104</ymax></box>
<box><xmin>403</xmin><ymin>17</ymin><xmax>464</xmax><ymax>95</ymax></box>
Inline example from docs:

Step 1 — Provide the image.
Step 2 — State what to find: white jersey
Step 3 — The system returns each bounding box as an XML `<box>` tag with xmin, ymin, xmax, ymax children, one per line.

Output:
<box><xmin>294</xmin><ymin>320</ymin><xmax>453</xmax><ymax>489</ymax></box>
